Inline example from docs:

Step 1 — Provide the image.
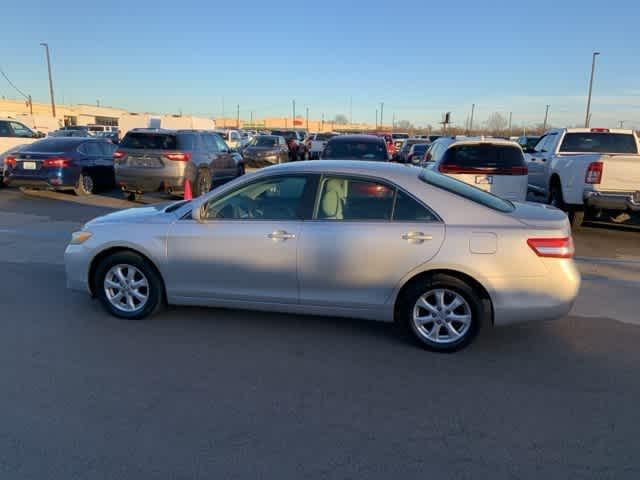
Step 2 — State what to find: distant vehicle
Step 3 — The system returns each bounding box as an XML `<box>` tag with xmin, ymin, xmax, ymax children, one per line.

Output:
<box><xmin>114</xmin><ymin>129</ymin><xmax>243</xmax><ymax>200</ymax></box>
<box><xmin>391</xmin><ymin>132</ymin><xmax>410</xmax><ymax>150</ymax></box>
<box><xmin>397</xmin><ymin>138</ymin><xmax>430</xmax><ymax>163</ymax></box>
<box><xmin>241</xmin><ymin>135</ymin><xmax>290</xmax><ymax>169</ymax></box>
<box><xmin>49</xmin><ymin>129</ymin><xmax>91</xmax><ymax>138</ymax></box>
<box><xmin>5</xmin><ymin>137</ymin><xmax>117</xmax><ymax>195</ymax></box>
<box><xmin>270</xmin><ymin>129</ymin><xmax>307</xmax><ymax>160</ymax></box>
<box><xmin>428</xmin><ymin>135</ymin><xmax>442</xmax><ymax>143</ymax></box>
<box><xmin>517</xmin><ymin>136</ymin><xmax>540</xmax><ymax>151</ymax></box>
<box><xmin>306</xmin><ymin>132</ymin><xmax>338</xmax><ymax>159</ymax></box>
<box><xmin>321</xmin><ymin>135</ymin><xmax>389</xmax><ymax>161</ymax></box>
<box><xmin>0</xmin><ymin>118</ymin><xmax>44</xmax><ymax>158</ymax></box>
<box><xmin>425</xmin><ymin>137</ymin><xmax>528</xmax><ymax>202</ymax></box>
<box><xmin>215</xmin><ymin>130</ymin><xmax>243</xmax><ymax>150</ymax></box>
<box><xmin>65</xmin><ymin>161</ymin><xmax>580</xmax><ymax>353</ymax></box>
<box><xmin>407</xmin><ymin>143</ymin><xmax>429</xmax><ymax>164</ymax></box>
<box><xmin>524</xmin><ymin>128</ymin><xmax>640</xmax><ymax>228</ymax></box>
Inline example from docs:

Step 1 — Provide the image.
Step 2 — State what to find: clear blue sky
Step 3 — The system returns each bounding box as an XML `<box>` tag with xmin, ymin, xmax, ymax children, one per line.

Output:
<box><xmin>2</xmin><ymin>0</ymin><xmax>639</xmax><ymax>129</ymax></box>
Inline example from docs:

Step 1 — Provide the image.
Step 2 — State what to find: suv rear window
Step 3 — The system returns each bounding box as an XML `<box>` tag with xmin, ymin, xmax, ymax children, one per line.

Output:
<box><xmin>441</xmin><ymin>144</ymin><xmax>526</xmax><ymax>171</ymax></box>
<box><xmin>419</xmin><ymin>169</ymin><xmax>515</xmax><ymax>213</ymax></box>
<box><xmin>120</xmin><ymin>132</ymin><xmax>177</xmax><ymax>150</ymax></box>
<box><xmin>559</xmin><ymin>133</ymin><xmax>638</xmax><ymax>154</ymax></box>
<box><xmin>315</xmin><ymin>133</ymin><xmax>336</xmax><ymax>141</ymax></box>
<box><xmin>322</xmin><ymin>139</ymin><xmax>387</xmax><ymax>161</ymax></box>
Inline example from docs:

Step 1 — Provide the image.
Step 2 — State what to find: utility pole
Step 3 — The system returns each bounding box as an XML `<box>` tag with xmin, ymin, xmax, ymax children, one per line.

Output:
<box><xmin>585</xmin><ymin>51</ymin><xmax>600</xmax><ymax>128</ymax></box>
<box><xmin>321</xmin><ymin>112</ymin><xmax>324</xmax><ymax>130</ymax></box>
<box><xmin>222</xmin><ymin>97</ymin><xmax>225</xmax><ymax>128</ymax></box>
<box><xmin>543</xmin><ymin>104</ymin><xmax>551</xmax><ymax>131</ymax></box>
<box><xmin>375</xmin><ymin>109</ymin><xmax>378</xmax><ymax>129</ymax></box>
<box><xmin>250</xmin><ymin>111</ymin><xmax>254</xmax><ymax>124</ymax></box>
<box><xmin>619</xmin><ymin>120</ymin><xmax>625</xmax><ymax>128</ymax></box>
<box><xmin>305</xmin><ymin>106</ymin><xmax>309</xmax><ymax>131</ymax></box>
<box><xmin>392</xmin><ymin>113</ymin><xmax>395</xmax><ymax>130</ymax></box>
<box><xmin>27</xmin><ymin>95</ymin><xmax>33</xmax><ymax>115</ymax></box>
<box><xmin>349</xmin><ymin>96</ymin><xmax>353</xmax><ymax>126</ymax></box>
<box><xmin>40</xmin><ymin>43</ymin><xmax>56</xmax><ymax>117</ymax></box>
<box><xmin>292</xmin><ymin>99</ymin><xmax>296</xmax><ymax>128</ymax></box>
<box><xmin>236</xmin><ymin>104</ymin><xmax>240</xmax><ymax>128</ymax></box>
<box><xmin>469</xmin><ymin>104</ymin><xmax>475</xmax><ymax>134</ymax></box>
<box><xmin>508</xmin><ymin>112</ymin><xmax>513</xmax><ymax>135</ymax></box>
<box><xmin>380</xmin><ymin>102</ymin><xmax>384</xmax><ymax>128</ymax></box>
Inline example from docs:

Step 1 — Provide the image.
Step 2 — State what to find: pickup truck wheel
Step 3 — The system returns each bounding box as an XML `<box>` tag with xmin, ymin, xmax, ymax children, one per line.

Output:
<box><xmin>550</xmin><ymin>182</ymin><xmax>585</xmax><ymax>229</ymax></box>
<box><xmin>569</xmin><ymin>210</ymin><xmax>585</xmax><ymax>229</ymax></box>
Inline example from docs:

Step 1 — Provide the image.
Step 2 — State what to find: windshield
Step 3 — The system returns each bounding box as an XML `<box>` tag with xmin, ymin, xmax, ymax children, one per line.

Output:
<box><xmin>392</xmin><ymin>133</ymin><xmax>409</xmax><ymax>140</ymax></box>
<box><xmin>419</xmin><ymin>169</ymin><xmax>515</xmax><ymax>213</ymax></box>
<box><xmin>559</xmin><ymin>133</ymin><xmax>638</xmax><ymax>154</ymax></box>
<box><xmin>120</xmin><ymin>132</ymin><xmax>177</xmax><ymax>150</ymax></box>
<box><xmin>250</xmin><ymin>137</ymin><xmax>277</xmax><ymax>147</ymax></box>
<box><xmin>322</xmin><ymin>139</ymin><xmax>388</xmax><ymax>160</ymax></box>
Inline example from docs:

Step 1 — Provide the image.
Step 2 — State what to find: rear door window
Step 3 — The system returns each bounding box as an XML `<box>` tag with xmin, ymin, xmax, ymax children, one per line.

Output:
<box><xmin>120</xmin><ymin>133</ymin><xmax>177</xmax><ymax>150</ymax></box>
<box><xmin>316</xmin><ymin>176</ymin><xmax>394</xmax><ymax>220</ymax></box>
<box><xmin>178</xmin><ymin>133</ymin><xmax>196</xmax><ymax>151</ymax></box>
<box><xmin>0</xmin><ymin>121</ymin><xmax>12</xmax><ymax>137</ymax></box>
<box><xmin>81</xmin><ymin>142</ymin><xmax>102</xmax><ymax>155</ymax></box>
<box><xmin>9</xmin><ymin>122</ymin><xmax>34</xmax><ymax>138</ymax></box>
<box><xmin>393</xmin><ymin>191</ymin><xmax>438</xmax><ymax>222</ymax></box>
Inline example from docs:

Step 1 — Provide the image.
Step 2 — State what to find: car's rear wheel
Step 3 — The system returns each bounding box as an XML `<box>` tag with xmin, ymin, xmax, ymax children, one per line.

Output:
<box><xmin>398</xmin><ymin>274</ymin><xmax>485</xmax><ymax>352</ymax></box>
<box><xmin>94</xmin><ymin>251</ymin><xmax>164</xmax><ymax>320</ymax></box>
<box><xmin>74</xmin><ymin>172</ymin><xmax>94</xmax><ymax>196</ymax></box>
<box><xmin>194</xmin><ymin>169</ymin><xmax>212</xmax><ymax>197</ymax></box>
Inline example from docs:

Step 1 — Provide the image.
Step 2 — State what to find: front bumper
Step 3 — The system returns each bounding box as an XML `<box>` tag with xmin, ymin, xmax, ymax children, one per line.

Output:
<box><xmin>584</xmin><ymin>191</ymin><xmax>640</xmax><ymax>211</ymax></box>
<box><xmin>65</xmin><ymin>243</ymin><xmax>92</xmax><ymax>293</ymax></box>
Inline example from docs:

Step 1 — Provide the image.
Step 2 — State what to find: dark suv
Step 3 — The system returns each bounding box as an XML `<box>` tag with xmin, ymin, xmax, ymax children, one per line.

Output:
<box><xmin>113</xmin><ymin>129</ymin><xmax>243</xmax><ymax>199</ymax></box>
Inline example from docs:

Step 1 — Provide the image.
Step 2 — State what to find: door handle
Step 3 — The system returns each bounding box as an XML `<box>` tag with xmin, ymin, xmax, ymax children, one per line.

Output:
<box><xmin>402</xmin><ymin>232</ymin><xmax>433</xmax><ymax>241</ymax></box>
<box><xmin>268</xmin><ymin>230</ymin><xmax>296</xmax><ymax>241</ymax></box>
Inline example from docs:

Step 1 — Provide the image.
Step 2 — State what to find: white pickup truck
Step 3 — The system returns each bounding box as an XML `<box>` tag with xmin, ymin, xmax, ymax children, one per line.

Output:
<box><xmin>525</xmin><ymin>128</ymin><xmax>640</xmax><ymax>228</ymax></box>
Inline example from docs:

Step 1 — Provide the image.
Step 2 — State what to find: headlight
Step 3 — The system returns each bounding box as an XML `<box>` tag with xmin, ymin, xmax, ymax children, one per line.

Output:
<box><xmin>70</xmin><ymin>231</ymin><xmax>92</xmax><ymax>244</ymax></box>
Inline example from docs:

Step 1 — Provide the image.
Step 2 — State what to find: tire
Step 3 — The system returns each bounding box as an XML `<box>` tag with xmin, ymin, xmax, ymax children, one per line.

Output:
<box><xmin>194</xmin><ymin>169</ymin><xmax>212</xmax><ymax>197</ymax></box>
<box><xmin>94</xmin><ymin>251</ymin><xmax>164</xmax><ymax>320</ymax></box>
<box><xmin>124</xmin><ymin>191</ymin><xmax>140</xmax><ymax>202</ymax></box>
<box><xmin>74</xmin><ymin>171</ymin><xmax>94</xmax><ymax>196</ymax></box>
<box><xmin>236</xmin><ymin>163</ymin><xmax>245</xmax><ymax>177</ymax></box>
<box><xmin>397</xmin><ymin>273</ymin><xmax>486</xmax><ymax>353</ymax></box>
<box><xmin>549</xmin><ymin>181</ymin><xmax>585</xmax><ymax>230</ymax></box>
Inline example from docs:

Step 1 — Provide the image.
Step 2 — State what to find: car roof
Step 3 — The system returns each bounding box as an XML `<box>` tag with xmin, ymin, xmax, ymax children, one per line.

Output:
<box><xmin>252</xmin><ymin>160</ymin><xmax>416</xmax><ymax>178</ymax></box>
<box><xmin>433</xmin><ymin>136</ymin><xmax>520</xmax><ymax>148</ymax></box>
<box><xmin>549</xmin><ymin>128</ymin><xmax>634</xmax><ymax>134</ymax></box>
<box><xmin>327</xmin><ymin>134</ymin><xmax>383</xmax><ymax>143</ymax></box>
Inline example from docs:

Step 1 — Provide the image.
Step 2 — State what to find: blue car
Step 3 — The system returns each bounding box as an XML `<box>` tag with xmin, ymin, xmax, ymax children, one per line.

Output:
<box><xmin>5</xmin><ymin>137</ymin><xmax>117</xmax><ymax>195</ymax></box>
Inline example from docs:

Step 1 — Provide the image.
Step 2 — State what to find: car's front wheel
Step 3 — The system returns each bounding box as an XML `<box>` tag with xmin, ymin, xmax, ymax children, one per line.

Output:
<box><xmin>398</xmin><ymin>274</ymin><xmax>485</xmax><ymax>352</ymax></box>
<box><xmin>94</xmin><ymin>251</ymin><xmax>164</xmax><ymax>320</ymax></box>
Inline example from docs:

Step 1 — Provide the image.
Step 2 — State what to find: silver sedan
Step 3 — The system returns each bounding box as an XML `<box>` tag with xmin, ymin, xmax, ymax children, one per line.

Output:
<box><xmin>65</xmin><ymin>161</ymin><xmax>580</xmax><ymax>352</ymax></box>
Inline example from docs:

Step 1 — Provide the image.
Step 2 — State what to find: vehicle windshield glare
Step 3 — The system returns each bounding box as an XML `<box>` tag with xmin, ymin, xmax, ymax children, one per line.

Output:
<box><xmin>419</xmin><ymin>169</ymin><xmax>515</xmax><ymax>213</ymax></box>
<box><xmin>559</xmin><ymin>133</ymin><xmax>638</xmax><ymax>154</ymax></box>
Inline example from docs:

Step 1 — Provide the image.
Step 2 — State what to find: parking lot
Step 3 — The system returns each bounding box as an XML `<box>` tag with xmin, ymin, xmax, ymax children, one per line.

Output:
<box><xmin>1</xmin><ymin>187</ymin><xmax>639</xmax><ymax>479</ymax></box>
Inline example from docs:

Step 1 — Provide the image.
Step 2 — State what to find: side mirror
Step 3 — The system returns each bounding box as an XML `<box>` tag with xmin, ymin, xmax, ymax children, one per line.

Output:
<box><xmin>191</xmin><ymin>201</ymin><xmax>206</xmax><ymax>223</ymax></box>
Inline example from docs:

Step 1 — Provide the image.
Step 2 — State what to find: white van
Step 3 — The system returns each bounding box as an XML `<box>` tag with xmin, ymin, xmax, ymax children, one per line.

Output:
<box><xmin>425</xmin><ymin>137</ymin><xmax>528</xmax><ymax>202</ymax></box>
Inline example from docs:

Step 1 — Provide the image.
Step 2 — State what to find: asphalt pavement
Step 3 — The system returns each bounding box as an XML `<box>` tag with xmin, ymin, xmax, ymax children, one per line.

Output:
<box><xmin>1</xmin><ymin>187</ymin><xmax>640</xmax><ymax>479</ymax></box>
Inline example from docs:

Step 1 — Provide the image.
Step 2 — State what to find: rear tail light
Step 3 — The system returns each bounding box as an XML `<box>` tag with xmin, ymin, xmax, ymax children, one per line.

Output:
<box><xmin>43</xmin><ymin>157</ymin><xmax>70</xmax><ymax>168</ymax></box>
<box><xmin>585</xmin><ymin>162</ymin><xmax>603</xmax><ymax>184</ymax></box>
<box><xmin>163</xmin><ymin>152</ymin><xmax>191</xmax><ymax>162</ymax></box>
<box><xmin>590</xmin><ymin>128</ymin><xmax>610</xmax><ymax>133</ymax></box>
<box><xmin>438</xmin><ymin>164</ymin><xmax>528</xmax><ymax>175</ymax></box>
<box><xmin>4</xmin><ymin>155</ymin><xmax>16</xmax><ymax>168</ymax></box>
<box><xmin>527</xmin><ymin>237</ymin><xmax>574</xmax><ymax>258</ymax></box>
<box><xmin>113</xmin><ymin>151</ymin><xmax>126</xmax><ymax>160</ymax></box>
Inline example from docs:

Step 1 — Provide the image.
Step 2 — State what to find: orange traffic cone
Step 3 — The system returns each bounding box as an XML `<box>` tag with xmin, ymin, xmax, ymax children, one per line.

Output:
<box><xmin>183</xmin><ymin>179</ymin><xmax>193</xmax><ymax>200</ymax></box>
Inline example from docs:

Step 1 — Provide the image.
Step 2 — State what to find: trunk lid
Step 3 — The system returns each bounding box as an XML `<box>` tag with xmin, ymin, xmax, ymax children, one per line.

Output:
<box><xmin>509</xmin><ymin>201</ymin><xmax>570</xmax><ymax>231</ymax></box>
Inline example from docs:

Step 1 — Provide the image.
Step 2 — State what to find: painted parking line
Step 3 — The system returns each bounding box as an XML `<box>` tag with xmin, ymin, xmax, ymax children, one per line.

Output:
<box><xmin>19</xmin><ymin>189</ymin><xmax>135</xmax><ymax>209</ymax></box>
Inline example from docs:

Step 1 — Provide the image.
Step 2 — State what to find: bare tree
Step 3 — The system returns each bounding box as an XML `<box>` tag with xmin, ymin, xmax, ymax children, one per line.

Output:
<box><xmin>395</xmin><ymin>120</ymin><xmax>414</xmax><ymax>130</ymax></box>
<box><xmin>334</xmin><ymin>114</ymin><xmax>348</xmax><ymax>125</ymax></box>
<box><xmin>485</xmin><ymin>112</ymin><xmax>508</xmax><ymax>134</ymax></box>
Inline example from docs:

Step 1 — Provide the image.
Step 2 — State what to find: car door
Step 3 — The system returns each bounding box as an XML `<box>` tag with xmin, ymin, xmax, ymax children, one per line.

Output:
<box><xmin>165</xmin><ymin>173</ymin><xmax>317</xmax><ymax>303</ymax></box>
<box><xmin>211</xmin><ymin>133</ymin><xmax>236</xmax><ymax>177</ymax></box>
<box><xmin>298</xmin><ymin>175</ymin><xmax>445</xmax><ymax>309</ymax></box>
<box><xmin>527</xmin><ymin>134</ymin><xmax>556</xmax><ymax>190</ymax></box>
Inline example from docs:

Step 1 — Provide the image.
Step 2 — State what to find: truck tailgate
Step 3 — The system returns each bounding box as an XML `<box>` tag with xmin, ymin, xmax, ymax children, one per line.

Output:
<box><xmin>600</xmin><ymin>155</ymin><xmax>640</xmax><ymax>192</ymax></box>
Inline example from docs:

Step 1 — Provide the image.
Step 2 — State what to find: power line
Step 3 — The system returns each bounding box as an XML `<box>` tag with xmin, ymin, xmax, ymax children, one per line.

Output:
<box><xmin>0</xmin><ymin>66</ymin><xmax>29</xmax><ymax>100</ymax></box>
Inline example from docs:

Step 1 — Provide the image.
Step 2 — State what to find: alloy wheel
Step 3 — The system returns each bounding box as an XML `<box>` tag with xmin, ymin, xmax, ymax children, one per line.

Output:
<box><xmin>412</xmin><ymin>289</ymin><xmax>472</xmax><ymax>344</ymax></box>
<box><xmin>103</xmin><ymin>264</ymin><xmax>149</xmax><ymax>313</ymax></box>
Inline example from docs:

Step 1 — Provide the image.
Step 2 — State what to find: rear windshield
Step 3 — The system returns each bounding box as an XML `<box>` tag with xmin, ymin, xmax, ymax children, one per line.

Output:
<box><xmin>411</xmin><ymin>144</ymin><xmax>428</xmax><ymax>154</ymax></box>
<box><xmin>442</xmin><ymin>144</ymin><xmax>526</xmax><ymax>168</ymax></box>
<box><xmin>420</xmin><ymin>169</ymin><xmax>515</xmax><ymax>213</ymax></box>
<box><xmin>559</xmin><ymin>133</ymin><xmax>638</xmax><ymax>154</ymax></box>
<box><xmin>120</xmin><ymin>133</ymin><xmax>177</xmax><ymax>150</ymax></box>
<box><xmin>392</xmin><ymin>134</ymin><xmax>409</xmax><ymax>139</ymax></box>
<box><xmin>322</xmin><ymin>139</ymin><xmax>387</xmax><ymax>161</ymax></box>
<box><xmin>315</xmin><ymin>133</ymin><xmax>336</xmax><ymax>141</ymax></box>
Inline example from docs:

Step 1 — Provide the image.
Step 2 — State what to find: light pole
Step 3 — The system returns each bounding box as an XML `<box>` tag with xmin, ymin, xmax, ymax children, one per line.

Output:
<box><xmin>292</xmin><ymin>100</ymin><xmax>296</xmax><ymax>128</ymax></box>
<box><xmin>469</xmin><ymin>104</ymin><xmax>475</xmax><ymax>134</ymax></box>
<box><xmin>543</xmin><ymin>104</ymin><xmax>551</xmax><ymax>131</ymax></box>
<box><xmin>585</xmin><ymin>51</ymin><xmax>600</xmax><ymax>128</ymax></box>
<box><xmin>40</xmin><ymin>43</ymin><xmax>56</xmax><ymax>117</ymax></box>
<box><xmin>375</xmin><ymin>109</ymin><xmax>378</xmax><ymax>129</ymax></box>
<box><xmin>380</xmin><ymin>102</ymin><xmax>384</xmax><ymax>128</ymax></box>
<box><xmin>305</xmin><ymin>106</ymin><xmax>309</xmax><ymax>131</ymax></box>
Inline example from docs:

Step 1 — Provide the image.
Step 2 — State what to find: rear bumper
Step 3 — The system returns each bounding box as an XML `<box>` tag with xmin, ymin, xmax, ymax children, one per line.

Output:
<box><xmin>490</xmin><ymin>259</ymin><xmax>581</xmax><ymax>326</ymax></box>
<box><xmin>115</xmin><ymin>163</ymin><xmax>193</xmax><ymax>193</ymax></box>
<box><xmin>584</xmin><ymin>191</ymin><xmax>640</xmax><ymax>211</ymax></box>
<box><xmin>7</xmin><ymin>173</ymin><xmax>77</xmax><ymax>190</ymax></box>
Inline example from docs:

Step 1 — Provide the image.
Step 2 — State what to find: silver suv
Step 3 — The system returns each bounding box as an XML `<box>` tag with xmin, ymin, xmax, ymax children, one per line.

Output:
<box><xmin>114</xmin><ymin>129</ymin><xmax>243</xmax><ymax>199</ymax></box>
